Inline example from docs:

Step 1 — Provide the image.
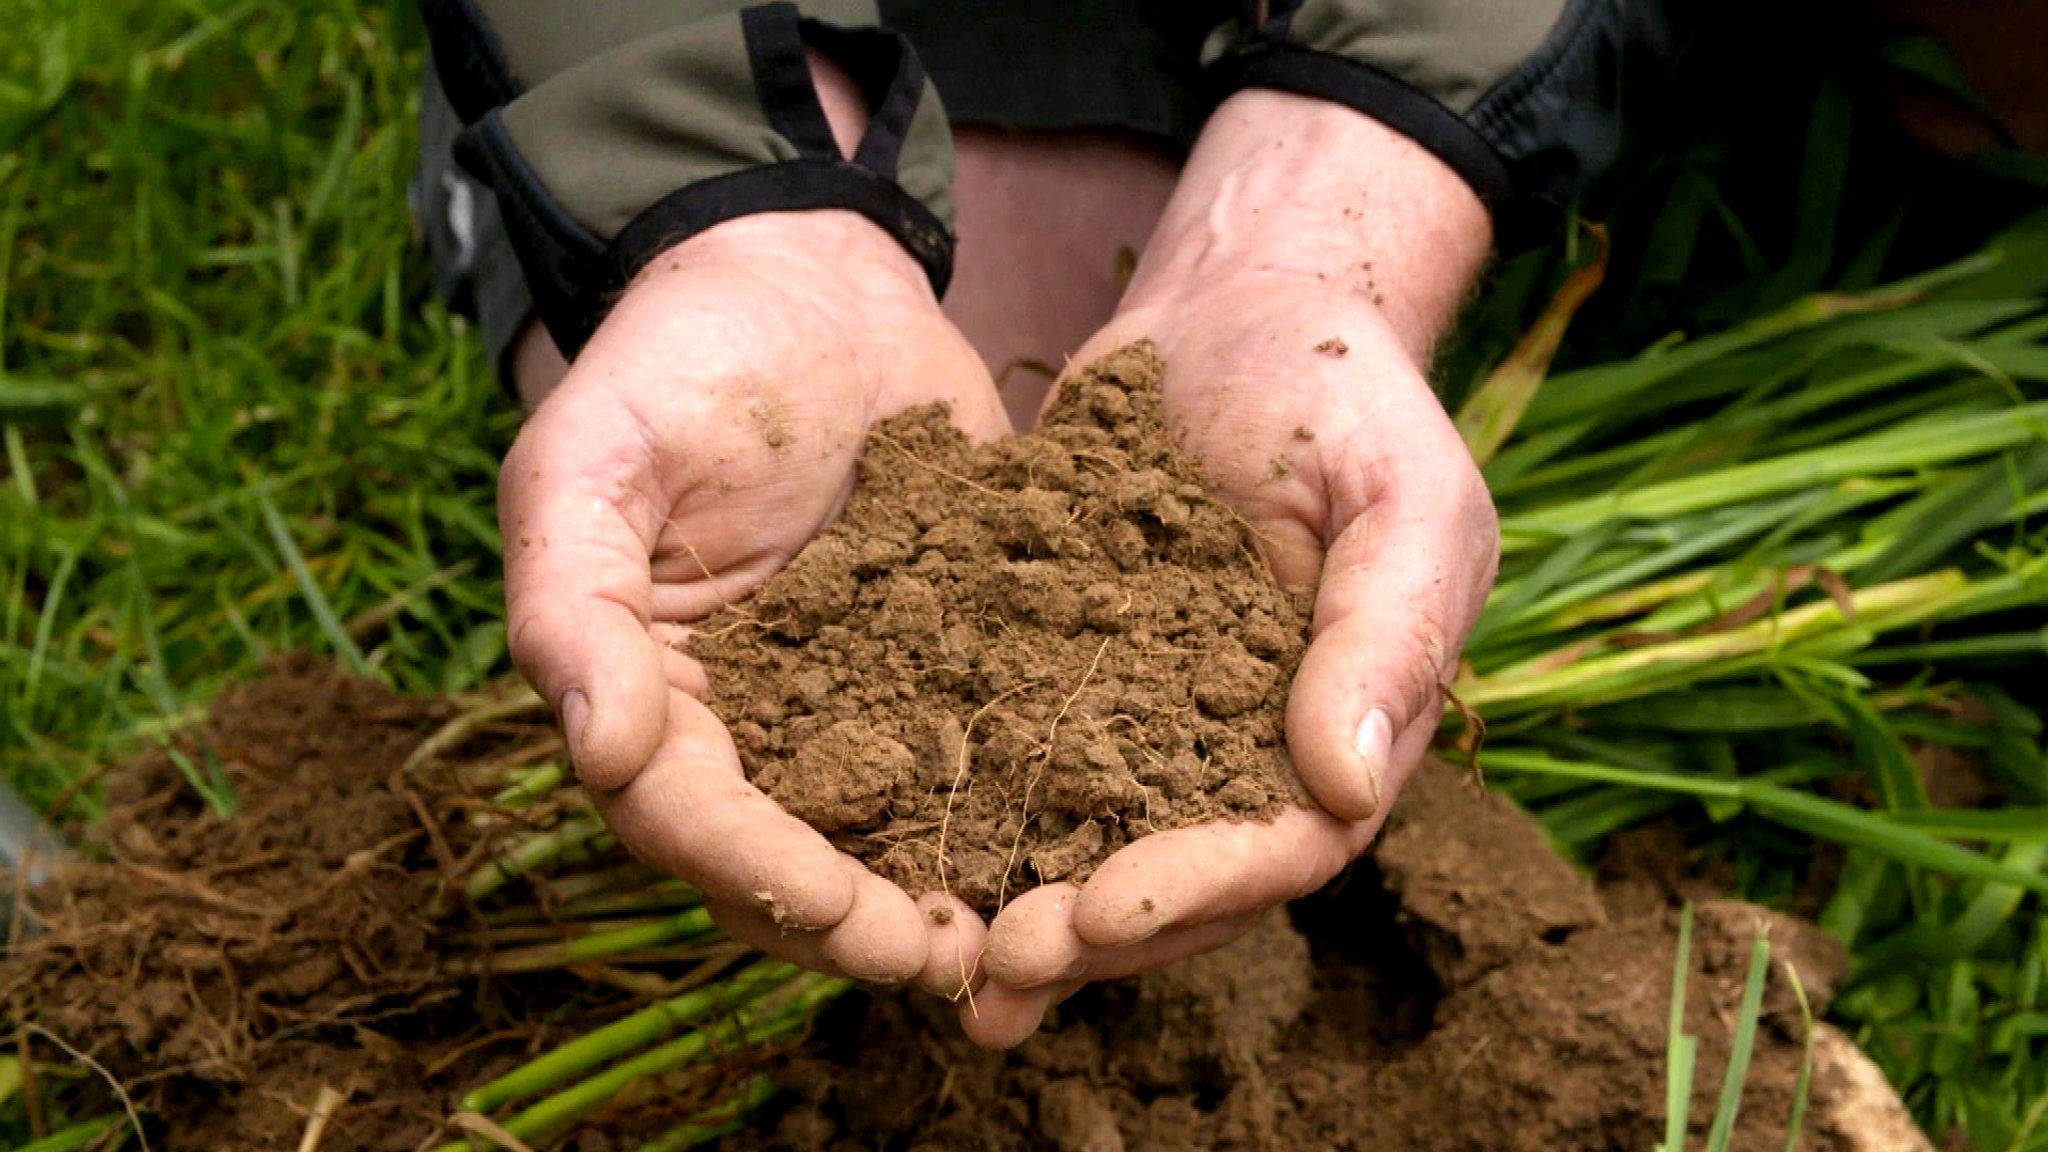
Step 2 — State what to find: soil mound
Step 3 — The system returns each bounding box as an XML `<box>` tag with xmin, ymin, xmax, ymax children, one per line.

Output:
<box><xmin>0</xmin><ymin>660</ymin><xmax>464</xmax><ymax>1146</ymax></box>
<box><xmin>694</xmin><ymin>343</ymin><xmax>1310</xmax><ymax>916</ymax></box>
<box><xmin>0</xmin><ymin>667</ymin><xmax>1928</xmax><ymax>1150</ymax></box>
<box><xmin>0</xmin><ymin>659</ymin><xmax>738</xmax><ymax>1150</ymax></box>
<box><xmin>747</xmin><ymin>763</ymin><xmax>1915</xmax><ymax>1152</ymax></box>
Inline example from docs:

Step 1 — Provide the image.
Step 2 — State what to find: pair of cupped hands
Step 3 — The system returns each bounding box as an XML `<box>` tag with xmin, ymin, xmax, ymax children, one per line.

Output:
<box><xmin>498</xmin><ymin>92</ymin><xmax>1500</xmax><ymax>1048</ymax></box>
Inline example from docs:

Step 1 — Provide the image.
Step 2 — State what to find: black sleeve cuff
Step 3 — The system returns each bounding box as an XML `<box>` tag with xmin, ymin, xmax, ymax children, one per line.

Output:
<box><xmin>458</xmin><ymin>119</ymin><xmax>953</xmax><ymax>357</ymax></box>
<box><xmin>443</xmin><ymin>2</ymin><xmax>955</xmax><ymax>360</ymax></box>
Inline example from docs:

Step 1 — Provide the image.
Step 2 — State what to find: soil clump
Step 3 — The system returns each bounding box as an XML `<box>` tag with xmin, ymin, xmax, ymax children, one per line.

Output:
<box><xmin>693</xmin><ymin>343</ymin><xmax>1311</xmax><ymax>916</ymax></box>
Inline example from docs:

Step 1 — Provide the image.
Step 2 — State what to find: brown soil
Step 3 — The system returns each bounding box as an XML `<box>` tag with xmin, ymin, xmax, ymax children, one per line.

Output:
<box><xmin>743</xmin><ymin>762</ymin><xmax>1892</xmax><ymax>1152</ymax></box>
<box><xmin>0</xmin><ymin>661</ymin><xmax>466</xmax><ymax>1148</ymax></box>
<box><xmin>0</xmin><ymin>665</ymin><xmax>1927</xmax><ymax>1151</ymax></box>
<box><xmin>0</xmin><ymin>658</ymin><xmax>754</xmax><ymax>1150</ymax></box>
<box><xmin>693</xmin><ymin>344</ymin><xmax>1310</xmax><ymax>916</ymax></box>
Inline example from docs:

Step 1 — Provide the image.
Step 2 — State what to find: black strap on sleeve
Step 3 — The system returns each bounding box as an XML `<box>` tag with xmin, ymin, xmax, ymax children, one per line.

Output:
<box><xmin>451</xmin><ymin>114</ymin><xmax>615</xmax><ymax>357</ymax></box>
<box><xmin>450</xmin><ymin>2</ymin><xmax>954</xmax><ymax>360</ymax></box>
<box><xmin>745</xmin><ymin>5</ymin><xmax>842</xmax><ymax>160</ymax></box>
<box><xmin>801</xmin><ymin>18</ymin><xmax>928</xmax><ymax>180</ymax></box>
<box><xmin>418</xmin><ymin>0</ymin><xmax>521</xmax><ymax>125</ymax></box>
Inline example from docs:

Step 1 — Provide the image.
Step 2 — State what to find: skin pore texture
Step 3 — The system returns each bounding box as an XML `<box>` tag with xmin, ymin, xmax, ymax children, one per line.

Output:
<box><xmin>499</xmin><ymin>50</ymin><xmax>1499</xmax><ymax>1048</ymax></box>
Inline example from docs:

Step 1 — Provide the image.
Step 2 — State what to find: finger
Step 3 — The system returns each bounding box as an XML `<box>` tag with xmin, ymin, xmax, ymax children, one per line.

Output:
<box><xmin>589</xmin><ymin>689</ymin><xmax>854</xmax><ymax>930</ymax></box>
<box><xmin>706</xmin><ymin>887</ymin><xmax>925</xmax><ymax>986</ymax></box>
<box><xmin>815</xmin><ymin>856</ymin><xmax>928</xmax><ymax>985</ymax></box>
<box><xmin>926</xmin><ymin>375</ymin><xmax>1015</xmax><ymax>444</ymax></box>
<box><xmin>988</xmin><ymin>863</ymin><xmax>1278</xmax><ymax>987</ymax></box>
<box><xmin>979</xmin><ymin>883</ymin><xmax>1084</xmax><ymax>988</ymax></box>
<box><xmin>915</xmin><ymin>893</ymin><xmax>989</xmax><ymax>999</ymax></box>
<box><xmin>501</xmin><ymin>388</ymin><xmax>671</xmax><ymax>791</ymax></box>
<box><xmin>965</xmin><ymin>916</ymin><xmax>1263</xmax><ymax>1048</ymax></box>
<box><xmin>1286</xmin><ymin>450</ymin><xmax>1496</xmax><ymax>821</ymax></box>
<box><xmin>659</xmin><ymin>647</ymin><xmax>710</xmax><ymax>698</ymax></box>
<box><xmin>888</xmin><ymin>329</ymin><xmax>1015</xmax><ymax>444</ymax></box>
<box><xmin>958</xmin><ymin>978</ymin><xmax>1083</xmax><ymax>1050</ymax></box>
<box><xmin>703</xmin><ymin>898</ymin><xmax>844</xmax><ymax>977</ymax></box>
<box><xmin>1067</xmin><ymin>807</ymin><xmax>1372</xmax><ymax>950</ymax></box>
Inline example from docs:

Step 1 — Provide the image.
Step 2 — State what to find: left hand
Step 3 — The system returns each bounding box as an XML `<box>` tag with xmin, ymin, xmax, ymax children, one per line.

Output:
<box><xmin>957</xmin><ymin>90</ymin><xmax>1502</xmax><ymax>1047</ymax></box>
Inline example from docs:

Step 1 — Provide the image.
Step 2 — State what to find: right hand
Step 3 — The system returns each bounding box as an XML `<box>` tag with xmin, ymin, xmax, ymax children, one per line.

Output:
<box><xmin>499</xmin><ymin>210</ymin><xmax>1008</xmax><ymax>988</ymax></box>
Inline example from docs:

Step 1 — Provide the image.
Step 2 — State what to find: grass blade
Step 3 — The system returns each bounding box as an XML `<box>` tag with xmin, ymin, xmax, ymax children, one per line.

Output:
<box><xmin>461</xmin><ymin>960</ymin><xmax>797</xmax><ymax>1114</ymax></box>
<box><xmin>1780</xmin><ymin>962</ymin><xmax>1816</xmax><ymax>1152</ymax></box>
<box><xmin>1663</xmin><ymin>903</ymin><xmax>1699</xmax><ymax>1152</ymax></box>
<box><xmin>254</xmin><ymin>484</ymin><xmax>370</xmax><ymax>676</ymax></box>
<box><xmin>1457</xmin><ymin>224</ymin><xmax>1608</xmax><ymax>466</ymax></box>
<box><xmin>1703</xmin><ymin>930</ymin><xmax>1773</xmax><ymax>1152</ymax></box>
<box><xmin>1482</xmin><ymin>751</ymin><xmax>2048</xmax><ymax>894</ymax></box>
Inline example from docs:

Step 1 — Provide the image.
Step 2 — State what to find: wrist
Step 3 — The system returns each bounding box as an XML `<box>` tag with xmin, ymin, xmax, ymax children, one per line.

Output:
<box><xmin>623</xmin><ymin>206</ymin><xmax>935</xmax><ymax>315</ymax></box>
<box><xmin>1123</xmin><ymin>89</ymin><xmax>1492</xmax><ymax>361</ymax></box>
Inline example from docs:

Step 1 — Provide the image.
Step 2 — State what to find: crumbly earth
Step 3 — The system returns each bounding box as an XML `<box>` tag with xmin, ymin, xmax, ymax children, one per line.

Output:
<box><xmin>693</xmin><ymin>344</ymin><xmax>1311</xmax><ymax>916</ymax></box>
<box><xmin>0</xmin><ymin>660</ymin><xmax>468</xmax><ymax>1149</ymax></box>
<box><xmin>740</xmin><ymin>762</ymin><xmax>1902</xmax><ymax>1152</ymax></box>
<box><xmin>0</xmin><ymin>659</ymin><xmax>739</xmax><ymax>1151</ymax></box>
<box><xmin>0</xmin><ymin>667</ymin><xmax>1927</xmax><ymax>1151</ymax></box>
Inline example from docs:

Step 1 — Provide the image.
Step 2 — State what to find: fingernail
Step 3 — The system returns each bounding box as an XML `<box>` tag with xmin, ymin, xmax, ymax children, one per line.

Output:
<box><xmin>560</xmin><ymin>689</ymin><xmax>590</xmax><ymax>757</ymax></box>
<box><xmin>1353</xmin><ymin>707</ymin><xmax>1393</xmax><ymax>812</ymax></box>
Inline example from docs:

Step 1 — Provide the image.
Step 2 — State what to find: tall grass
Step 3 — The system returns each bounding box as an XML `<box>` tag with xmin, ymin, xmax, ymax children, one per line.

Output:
<box><xmin>0</xmin><ymin>0</ymin><xmax>514</xmax><ymax>822</ymax></box>
<box><xmin>1453</xmin><ymin>210</ymin><xmax>2048</xmax><ymax>1145</ymax></box>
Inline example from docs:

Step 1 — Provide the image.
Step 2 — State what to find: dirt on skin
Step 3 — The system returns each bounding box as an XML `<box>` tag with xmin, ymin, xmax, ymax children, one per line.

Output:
<box><xmin>0</xmin><ymin>659</ymin><xmax>746</xmax><ymax>1151</ymax></box>
<box><xmin>693</xmin><ymin>343</ymin><xmax>1311</xmax><ymax>917</ymax></box>
<box><xmin>744</xmin><ymin>761</ymin><xmax>1906</xmax><ymax>1152</ymax></box>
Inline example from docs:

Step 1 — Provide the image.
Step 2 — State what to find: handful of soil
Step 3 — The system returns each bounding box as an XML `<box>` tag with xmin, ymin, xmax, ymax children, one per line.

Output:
<box><xmin>695</xmin><ymin>343</ymin><xmax>1310</xmax><ymax>916</ymax></box>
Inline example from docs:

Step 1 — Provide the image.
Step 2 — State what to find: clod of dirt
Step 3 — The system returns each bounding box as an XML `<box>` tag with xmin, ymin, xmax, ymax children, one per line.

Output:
<box><xmin>1373</xmin><ymin>760</ymin><xmax>1607</xmax><ymax>987</ymax></box>
<box><xmin>694</xmin><ymin>344</ymin><xmax>1310</xmax><ymax>916</ymax></box>
<box><xmin>745</xmin><ymin>761</ymin><xmax>1922</xmax><ymax>1152</ymax></box>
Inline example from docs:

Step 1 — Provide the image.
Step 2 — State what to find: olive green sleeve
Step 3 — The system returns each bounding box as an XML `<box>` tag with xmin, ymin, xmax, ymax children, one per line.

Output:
<box><xmin>420</xmin><ymin>0</ymin><xmax>955</xmax><ymax>357</ymax></box>
<box><xmin>1205</xmin><ymin>0</ymin><xmax>1667</xmax><ymax>248</ymax></box>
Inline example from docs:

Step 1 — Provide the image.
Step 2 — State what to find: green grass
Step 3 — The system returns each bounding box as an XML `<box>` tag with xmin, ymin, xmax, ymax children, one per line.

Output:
<box><xmin>1453</xmin><ymin>218</ymin><xmax>2048</xmax><ymax>1146</ymax></box>
<box><xmin>1449</xmin><ymin>208</ymin><xmax>2048</xmax><ymax>1144</ymax></box>
<box><xmin>2</xmin><ymin>1</ymin><xmax>2046</xmax><ymax>1149</ymax></box>
<box><xmin>1653</xmin><ymin>906</ymin><xmax>1812</xmax><ymax>1152</ymax></box>
<box><xmin>0</xmin><ymin>0</ymin><xmax>515</xmax><ymax>820</ymax></box>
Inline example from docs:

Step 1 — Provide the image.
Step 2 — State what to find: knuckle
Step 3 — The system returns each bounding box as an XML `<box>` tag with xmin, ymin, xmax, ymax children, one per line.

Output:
<box><xmin>1386</xmin><ymin>615</ymin><xmax>1451</xmax><ymax>719</ymax></box>
<box><xmin>503</xmin><ymin>608</ymin><xmax>553</xmax><ymax>676</ymax></box>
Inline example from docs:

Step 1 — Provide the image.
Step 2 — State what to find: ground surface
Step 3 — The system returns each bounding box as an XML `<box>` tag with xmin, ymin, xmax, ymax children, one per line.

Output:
<box><xmin>0</xmin><ymin>664</ymin><xmax>1917</xmax><ymax>1150</ymax></box>
<box><xmin>0</xmin><ymin>661</ymin><xmax>752</xmax><ymax>1149</ymax></box>
<box><xmin>752</xmin><ymin>763</ymin><xmax>1889</xmax><ymax>1152</ymax></box>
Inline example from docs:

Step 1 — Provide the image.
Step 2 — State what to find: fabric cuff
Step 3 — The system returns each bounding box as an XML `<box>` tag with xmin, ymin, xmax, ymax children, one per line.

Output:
<box><xmin>434</xmin><ymin>1</ymin><xmax>955</xmax><ymax>358</ymax></box>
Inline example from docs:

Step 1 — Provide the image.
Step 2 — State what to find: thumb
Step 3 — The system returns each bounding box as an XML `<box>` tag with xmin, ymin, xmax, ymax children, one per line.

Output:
<box><xmin>1285</xmin><ymin>457</ymin><xmax>1495</xmax><ymax>822</ymax></box>
<box><xmin>500</xmin><ymin>389</ymin><xmax>671</xmax><ymax>791</ymax></box>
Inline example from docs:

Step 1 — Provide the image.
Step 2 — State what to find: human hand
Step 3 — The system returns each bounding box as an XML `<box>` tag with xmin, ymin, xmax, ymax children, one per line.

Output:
<box><xmin>499</xmin><ymin>209</ymin><xmax>1009</xmax><ymax>987</ymax></box>
<box><xmin>960</xmin><ymin>91</ymin><xmax>1500</xmax><ymax>1046</ymax></box>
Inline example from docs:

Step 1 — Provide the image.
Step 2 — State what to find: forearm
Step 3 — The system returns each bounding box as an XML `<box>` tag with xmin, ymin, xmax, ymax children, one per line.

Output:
<box><xmin>1124</xmin><ymin>89</ymin><xmax>1493</xmax><ymax>363</ymax></box>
